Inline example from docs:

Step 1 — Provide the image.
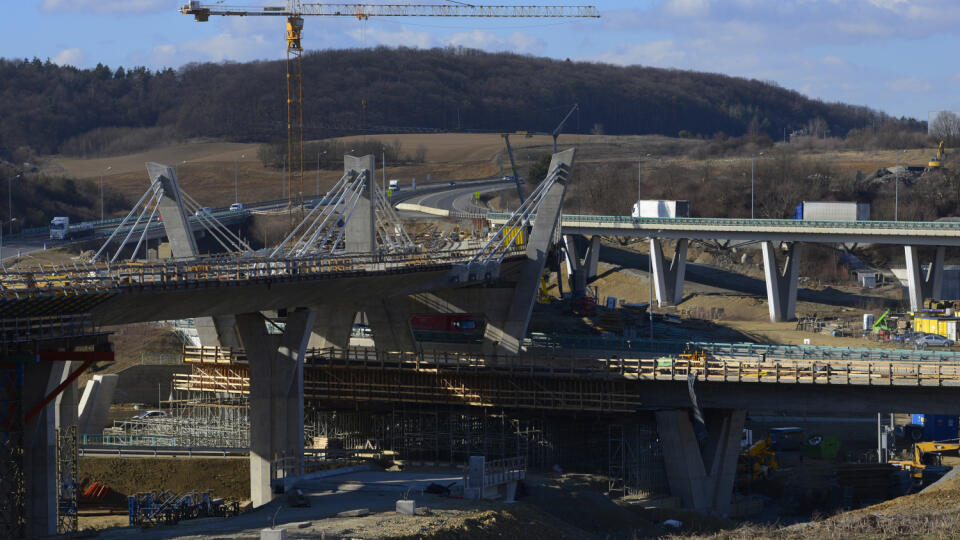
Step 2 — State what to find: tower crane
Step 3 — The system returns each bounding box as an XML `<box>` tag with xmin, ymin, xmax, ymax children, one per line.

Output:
<box><xmin>180</xmin><ymin>2</ymin><xmax>600</xmax><ymax>205</ymax></box>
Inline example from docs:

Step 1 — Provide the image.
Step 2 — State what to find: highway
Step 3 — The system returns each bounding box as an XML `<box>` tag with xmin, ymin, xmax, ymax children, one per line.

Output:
<box><xmin>397</xmin><ymin>179</ymin><xmax>514</xmax><ymax>217</ymax></box>
<box><xmin>489</xmin><ymin>213</ymin><xmax>960</xmax><ymax>247</ymax></box>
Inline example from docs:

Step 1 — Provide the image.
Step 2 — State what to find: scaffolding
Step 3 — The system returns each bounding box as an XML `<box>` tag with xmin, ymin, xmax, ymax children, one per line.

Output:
<box><xmin>108</xmin><ymin>389</ymin><xmax>249</xmax><ymax>448</ymax></box>
<box><xmin>0</xmin><ymin>363</ymin><xmax>24</xmax><ymax>538</ymax></box>
<box><xmin>607</xmin><ymin>423</ymin><xmax>668</xmax><ymax>498</ymax></box>
<box><xmin>56</xmin><ymin>425</ymin><xmax>78</xmax><ymax>534</ymax></box>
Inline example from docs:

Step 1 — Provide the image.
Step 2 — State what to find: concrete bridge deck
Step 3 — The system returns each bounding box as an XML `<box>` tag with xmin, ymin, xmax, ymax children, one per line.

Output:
<box><xmin>176</xmin><ymin>344</ymin><xmax>960</xmax><ymax>416</ymax></box>
<box><xmin>490</xmin><ymin>213</ymin><xmax>960</xmax><ymax>246</ymax></box>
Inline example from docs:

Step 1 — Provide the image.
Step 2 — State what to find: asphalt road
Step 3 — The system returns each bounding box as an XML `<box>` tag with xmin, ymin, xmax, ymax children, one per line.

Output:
<box><xmin>399</xmin><ymin>179</ymin><xmax>514</xmax><ymax>215</ymax></box>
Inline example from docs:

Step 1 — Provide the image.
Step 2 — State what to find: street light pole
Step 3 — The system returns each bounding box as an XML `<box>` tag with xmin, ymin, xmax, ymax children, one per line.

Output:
<box><xmin>751</xmin><ymin>152</ymin><xmax>763</xmax><ymax>219</ymax></box>
<box><xmin>895</xmin><ymin>149</ymin><xmax>906</xmax><ymax>221</ymax></box>
<box><xmin>234</xmin><ymin>154</ymin><xmax>245</xmax><ymax>204</ymax></box>
<box><xmin>98</xmin><ymin>167</ymin><xmax>111</xmax><ymax>221</ymax></box>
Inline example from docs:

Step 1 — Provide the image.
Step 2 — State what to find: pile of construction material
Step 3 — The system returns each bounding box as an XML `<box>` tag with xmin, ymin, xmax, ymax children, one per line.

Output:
<box><xmin>127</xmin><ymin>491</ymin><xmax>240</xmax><ymax>527</ymax></box>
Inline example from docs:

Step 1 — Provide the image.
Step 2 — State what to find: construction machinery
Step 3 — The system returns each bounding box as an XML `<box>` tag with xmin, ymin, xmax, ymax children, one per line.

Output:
<box><xmin>180</xmin><ymin>2</ymin><xmax>600</xmax><ymax>207</ymax></box>
<box><xmin>872</xmin><ymin>309</ymin><xmax>892</xmax><ymax>338</ymax></box>
<box><xmin>739</xmin><ymin>435</ymin><xmax>779</xmax><ymax>484</ymax></box>
<box><xmin>889</xmin><ymin>440</ymin><xmax>959</xmax><ymax>487</ymax></box>
<box><xmin>929</xmin><ymin>140</ymin><xmax>945</xmax><ymax>169</ymax></box>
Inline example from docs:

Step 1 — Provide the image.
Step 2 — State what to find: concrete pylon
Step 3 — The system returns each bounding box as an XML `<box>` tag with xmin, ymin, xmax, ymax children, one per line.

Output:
<box><xmin>562</xmin><ymin>234</ymin><xmax>587</xmax><ymax>296</ymax></box>
<box><xmin>146</xmin><ymin>162</ymin><xmax>197</xmax><ymax>257</ymax></box>
<box><xmin>650</xmin><ymin>238</ymin><xmax>688</xmax><ymax>307</ymax></box>
<box><xmin>147</xmin><ymin>162</ymin><xmax>238</xmax><ymax>347</ymax></box>
<box><xmin>584</xmin><ymin>235</ymin><xmax>601</xmax><ymax>282</ymax></box>
<box><xmin>498</xmin><ymin>148</ymin><xmax>576</xmax><ymax>354</ymax></box>
<box><xmin>655</xmin><ymin>408</ymin><xmax>746</xmax><ymax>516</ymax></box>
<box><xmin>344</xmin><ymin>154</ymin><xmax>376</xmax><ymax>254</ymax></box>
<box><xmin>905</xmin><ymin>245</ymin><xmax>945</xmax><ymax>311</ymax></box>
<box><xmin>761</xmin><ymin>241</ymin><xmax>802</xmax><ymax>322</ymax></box>
<box><xmin>236</xmin><ymin>308</ymin><xmax>316</xmax><ymax>507</ymax></box>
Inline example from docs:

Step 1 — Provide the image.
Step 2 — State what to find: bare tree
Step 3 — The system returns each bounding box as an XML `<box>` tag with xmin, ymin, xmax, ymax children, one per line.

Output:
<box><xmin>930</xmin><ymin>111</ymin><xmax>960</xmax><ymax>145</ymax></box>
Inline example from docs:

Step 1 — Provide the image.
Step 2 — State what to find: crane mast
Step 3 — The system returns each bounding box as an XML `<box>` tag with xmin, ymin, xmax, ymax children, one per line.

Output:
<box><xmin>180</xmin><ymin>2</ymin><xmax>600</xmax><ymax>205</ymax></box>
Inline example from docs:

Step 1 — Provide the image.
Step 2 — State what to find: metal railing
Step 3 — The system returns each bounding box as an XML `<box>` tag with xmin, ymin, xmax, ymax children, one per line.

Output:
<box><xmin>0</xmin><ymin>243</ymin><xmax>526</xmax><ymax>297</ymax></box>
<box><xmin>178</xmin><ymin>346</ymin><xmax>960</xmax><ymax>389</ymax></box>
<box><xmin>488</xmin><ymin>212</ymin><xmax>960</xmax><ymax>232</ymax></box>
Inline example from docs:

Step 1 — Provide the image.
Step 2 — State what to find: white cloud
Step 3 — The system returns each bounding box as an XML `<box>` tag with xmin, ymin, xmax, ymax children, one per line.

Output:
<box><xmin>823</xmin><ymin>56</ymin><xmax>847</xmax><ymax>66</ymax></box>
<box><xmin>149</xmin><ymin>33</ymin><xmax>274</xmax><ymax>66</ymax></box>
<box><xmin>346</xmin><ymin>26</ymin><xmax>433</xmax><ymax>49</ymax></box>
<box><xmin>42</xmin><ymin>0</ymin><xmax>168</xmax><ymax>14</ymax></box>
<box><xmin>443</xmin><ymin>30</ymin><xmax>544</xmax><ymax>54</ymax></box>
<box><xmin>594</xmin><ymin>40</ymin><xmax>686</xmax><ymax>68</ymax></box>
<box><xmin>52</xmin><ymin>47</ymin><xmax>86</xmax><ymax>67</ymax></box>
<box><xmin>663</xmin><ymin>0</ymin><xmax>711</xmax><ymax>17</ymax></box>
<box><xmin>885</xmin><ymin>77</ymin><xmax>932</xmax><ymax>93</ymax></box>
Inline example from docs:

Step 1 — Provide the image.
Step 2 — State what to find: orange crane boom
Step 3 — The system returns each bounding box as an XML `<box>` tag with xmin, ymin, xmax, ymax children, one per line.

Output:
<box><xmin>180</xmin><ymin>1</ymin><xmax>599</xmax><ymax>206</ymax></box>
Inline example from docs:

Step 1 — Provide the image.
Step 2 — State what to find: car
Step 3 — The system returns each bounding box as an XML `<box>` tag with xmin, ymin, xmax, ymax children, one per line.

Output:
<box><xmin>893</xmin><ymin>331</ymin><xmax>922</xmax><ymax>343</ymax></box>
<box><xmin>448</xmin><ymin>181</ymin><xmax>456</xmax><ymax>186</ymax></box>
<box><xmin>132</xmin><ymin>410</ymin><xmax>167</xmax><ymax>420</ymax></box>
<box><xmin>502</xmin><ymin>175</ymin><xmax>514</xmax><ymax>181</ymax></box>
<box><xmin>915</xmin><ymin>334</ymin><xmax>954</xmax><ymax>348</ymax></box>
<box><xmin>229</xmin><ymin>203</ymin><xmax>244</xmax><ymax>211</ymax></box>
<box><xmin>194</xmin><ymin>207</ymin><xmax>212</xmax><ymax>216</ymax></box>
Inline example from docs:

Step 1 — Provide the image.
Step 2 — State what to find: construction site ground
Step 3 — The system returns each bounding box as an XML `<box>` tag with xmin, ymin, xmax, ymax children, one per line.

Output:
<box><xmin>89</xmin><ymin>465</ymin><xmax>738</xmax><ymax>539</ymax></box>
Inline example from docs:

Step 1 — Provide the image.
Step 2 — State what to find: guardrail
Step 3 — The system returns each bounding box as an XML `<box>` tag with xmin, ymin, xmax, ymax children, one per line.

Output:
<box><xmin>0</xmin><ymin>243</ymin><xmax>525</xmax><ymax>297</ymax></box>
<box><xmin>78</xmin><ymin>444</ymin><xmax>246</xmax><ymax>457</ymax></box>
<box><xmin>488</xmin><ymin>212</ymin><xmax>960</xmax><ymax>232</ymax></box>
<box><xmin>524</xmin><ymin>334</ymin><xmax>960</xmax><ymax>363</ymax></box>
<box><xmin>177</xmin><ymin>346</ymin><xmax>960</xmax><ymax>389</ymax></box>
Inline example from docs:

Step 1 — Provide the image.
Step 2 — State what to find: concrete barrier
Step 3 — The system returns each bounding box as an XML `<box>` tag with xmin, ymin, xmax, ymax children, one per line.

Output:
<box><xmin>395</xmin><ymin>203</ymin><xmax>450</xmax><ymax>217</ymax></box>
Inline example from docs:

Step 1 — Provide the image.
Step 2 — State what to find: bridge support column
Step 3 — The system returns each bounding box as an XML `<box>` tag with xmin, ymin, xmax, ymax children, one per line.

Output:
<box><xmin>499</xmin><ymin>148</ymin><xmax>576</xmax><ymax>354</ymax></box>
<box><xmin>236</xmin><ymin>308</ymin><xmax>315</xmax><ymax>507</ymax></box>
<box><xmin>584</xmin><ymin>235</ymin><xmax>601</xmax><ymax>282</ymax></box>
<box><xmin>309</xmin><ymin>308</ymin><xmax>356</xmax><ymax>350</ymax></box>
<box><xmin>761</xmin><ymin>241</ymin><xmax>802</xmax><ymax>322</ymax></box>
<box><xmin>23</xmin><ymin>362</ymin><xmax>76</xmax><ymax>537</ymax></box>
<box><xmin>655</xmin><ymin>408</ymin><xmax>745</xmax><ymax>516</ymax></box>
<box><xmin>563</xmin><ymin>234</ymin><xmax>587</xmax><ymax>296</ymax></box>
<box><xmin>366</xmin><ymin>297</ymin><xmax>417</xmax><ymax>352</ymax></box>
<box><xmin>905</xmin><ymin>245</ymin><xmax>944</xmax><ymax>311</ymax></box>
<box><xmin>650</xmin><ymin>238</ymin><xmax>688</xmax><ymax>307</ymax></box>
<box><xmin>344</xmin><ymin>154</ymin><xmax>376</xmax><ymax>254</ymax></box>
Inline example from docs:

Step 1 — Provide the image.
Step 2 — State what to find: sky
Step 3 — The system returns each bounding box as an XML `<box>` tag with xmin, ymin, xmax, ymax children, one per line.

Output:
<box><xmin>3</xmin><ymin>0</ymin><xmax>959</xmax><ymax>121</ymax></box>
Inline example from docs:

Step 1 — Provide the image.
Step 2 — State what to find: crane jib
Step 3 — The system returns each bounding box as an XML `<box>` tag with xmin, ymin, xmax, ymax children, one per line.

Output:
<box><xmin>181</xmin><ymin>4</ymin><xmax>600</xmax><ymax>19</ymax></box>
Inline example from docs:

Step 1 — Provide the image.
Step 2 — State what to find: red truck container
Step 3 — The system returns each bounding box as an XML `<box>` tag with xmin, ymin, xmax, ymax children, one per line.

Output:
<box><xmin>410</xmin><ymin>313</ymin><xmax>486</xmax><ymax>343</ymax></box>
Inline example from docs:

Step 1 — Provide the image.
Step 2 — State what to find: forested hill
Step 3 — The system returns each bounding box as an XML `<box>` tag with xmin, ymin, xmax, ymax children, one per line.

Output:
<box><xmin>0</xmin><ymin>47</ymin><xmax>914</xmax><ymax>157</ymax></box>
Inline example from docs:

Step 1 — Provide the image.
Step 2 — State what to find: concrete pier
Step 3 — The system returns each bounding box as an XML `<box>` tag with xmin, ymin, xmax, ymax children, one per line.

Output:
<box><xmin>904</xmin><ymin>245</ymin><xmax>945</xmax><ymax>311</ymax></box>
<box><xmin>655</xmin><ymin>408</ymin><xmax>745</xmax><ymax>516</ymax></box>
<box><xmin>237</xmin><ymin>308</ymin><xmax>315</xmax><ymax>507</ymax></box>
<box><xmin>761</xmin><ymin>241</ymin><xmax>802</xmax><ymax>322</ymax></box>
<box><xmin>649</xmin><ymin>238</ymin><xmax>688</xmax><ymax>307</ymax></box>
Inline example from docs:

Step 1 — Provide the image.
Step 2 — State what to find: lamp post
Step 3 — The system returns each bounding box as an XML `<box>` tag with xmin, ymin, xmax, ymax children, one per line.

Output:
<box><xmin>0</xmin><ymin>218</ymin><xmax>16</xmax><ymax>269</ymax></box>
<box><xmin>99</xmin><ymin>166</ymin><xmax>111</xmax><ymax>221</ymax></box>
<box><xmin>10</xmin><ymin>173</ymin><xmax>21</xmax><ymax>224</ymax></box>
<box><xmin>751</xmin><ymin>152</ymin><xmax>764</xmax><ymax>219</ymax></box>
<box><xmin>234</xmin><ymin>154</ymin><xmax>245</xmax><ymax>204</ymax></box>
<box><xmin>895</xmin><ymin>149</ymin><xmax>906</xmax><ymax>221</ymax></box>
<box><xmin>317</xmin><ymin>151</ymin><xmax>326</xmax><ymax>197</ymax></box>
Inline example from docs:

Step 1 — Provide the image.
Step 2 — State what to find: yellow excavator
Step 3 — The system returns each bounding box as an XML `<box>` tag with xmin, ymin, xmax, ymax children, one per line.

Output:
<box><xmin>739</xmin><ymin>435</ymin><xmax>779</xmax><ymax>484</ymax></box>
<box><xmin>889</xmin><ymin>439</ymin><xmax>959</xmax><ymax>486</ymax></box>
<box><xmin>929</xmin><ymin>140</ymin><xmax>946</xmax><ymax>168</ymax></box>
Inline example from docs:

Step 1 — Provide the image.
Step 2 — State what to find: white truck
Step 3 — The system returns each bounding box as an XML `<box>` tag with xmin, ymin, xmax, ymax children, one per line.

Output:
<box><xmin>794</xmin><ymin>202</ymin><xmax>870</xmax><ymax>221</ymax></box>
<box><xmin>631</xmin><ymin>200</ymin><xmax>690</xmax><ymax>218</ymax></box>
<box><xmin>388</xmin><ymin>179</ymin><xmax>400</xmax><ymax>191</ymax></box>
<box><xmin>49</xmin><ymin>217</ymin><xmax>94</xmax><ymax>240</ymax></box>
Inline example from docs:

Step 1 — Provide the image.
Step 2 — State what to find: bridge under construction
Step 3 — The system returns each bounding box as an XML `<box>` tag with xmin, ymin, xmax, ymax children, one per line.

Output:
<box><xmin>4</xmin><ymin>145</ymin><xmax>960</xmax><ymax>536</ymax></box>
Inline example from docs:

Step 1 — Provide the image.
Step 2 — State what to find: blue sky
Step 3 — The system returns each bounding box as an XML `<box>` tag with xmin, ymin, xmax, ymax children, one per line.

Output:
<box><xmin>4</xmin><ymin>0</ymin><xmax>959</xmax><ymax>121</ymax></box>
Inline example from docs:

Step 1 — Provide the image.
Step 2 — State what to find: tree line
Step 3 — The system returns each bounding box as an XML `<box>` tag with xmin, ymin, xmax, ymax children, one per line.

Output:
<box><xmin>0</xmin><ymin>47</ymin><xmax>925</xmax><ymax>161</ymax></box>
